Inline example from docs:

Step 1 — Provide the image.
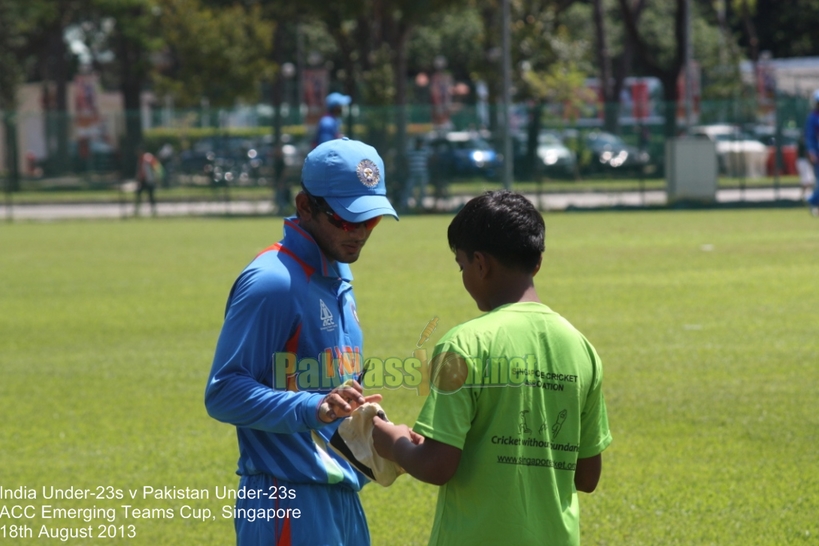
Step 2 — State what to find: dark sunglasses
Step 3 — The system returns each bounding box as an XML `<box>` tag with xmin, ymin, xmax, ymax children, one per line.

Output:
<box><xmin>306</xmin><ymin>193</ymin><xmax>382</xmax><ymax>232</ymax></box>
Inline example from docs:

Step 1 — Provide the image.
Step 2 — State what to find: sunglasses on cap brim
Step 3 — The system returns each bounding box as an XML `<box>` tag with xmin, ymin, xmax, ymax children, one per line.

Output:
<box><xmin>305</xmin><ymin>192</ymin><xmax>382</xmax><ymax>232</ymax></box>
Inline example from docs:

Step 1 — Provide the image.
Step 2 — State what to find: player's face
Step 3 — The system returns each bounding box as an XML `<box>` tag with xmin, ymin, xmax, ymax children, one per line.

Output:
<box><xmin>298</xmin><ymin>193</ymin><xmax>378</xmax><ymax>264</ymax></box>
<box><xmin>314</xmin><ymin>216</ymin><xmax>374</xmax><ymax>263</ymax></box>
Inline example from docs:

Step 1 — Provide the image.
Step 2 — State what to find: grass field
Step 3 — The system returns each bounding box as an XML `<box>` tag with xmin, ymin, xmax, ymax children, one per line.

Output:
<box><xmin>1</xmin><ymin>209</ymin><xmax>817</xmax><ymax>545</ymax></box>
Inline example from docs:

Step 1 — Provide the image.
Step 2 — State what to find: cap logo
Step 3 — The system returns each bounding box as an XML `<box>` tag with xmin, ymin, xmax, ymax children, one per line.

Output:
<box><xmin>356</xmin><ymin>159</ymin><xmax>380</xmax><ymax>188</ymax></box>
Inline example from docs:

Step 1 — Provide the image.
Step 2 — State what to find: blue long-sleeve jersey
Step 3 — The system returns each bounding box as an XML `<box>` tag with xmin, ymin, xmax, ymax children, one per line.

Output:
<box><xmin>206</xmin><ymin>217</ymin><xmax>367</xmax><ymax>490</ymax></box>
<box><xmin>806</xmin><ymin>110</ymin><xmax>819</xmax><ymax>156</ymax></box>
<box><xmin>315</xmin><ymin>114</ymin><xmax>342</xmax><ymax>146</ymax></box>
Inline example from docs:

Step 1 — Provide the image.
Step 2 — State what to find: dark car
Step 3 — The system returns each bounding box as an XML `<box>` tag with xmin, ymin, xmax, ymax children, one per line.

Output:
<box><xmin>582</xmin><ymin>131</ymin><xmax>649</xmax><ymax>174</ymax></box>
<box><xmin>179</xmin><ymin>136</ymin><xmax>255</xmax><ymax>176</ymax></box>
<box><xmin>427</xmin><ymin>131</ymin><xmax>502</xmax><ymax>179</ymax></box>
<box><xmin>178</xmin><ymin>138</ymin><xmax>217</xmax><ymax>175</ymax></box>
<box><xmin>255</xmin><ymin>134</ymin><xmax>308</xmax><ymax>174</ymax></box>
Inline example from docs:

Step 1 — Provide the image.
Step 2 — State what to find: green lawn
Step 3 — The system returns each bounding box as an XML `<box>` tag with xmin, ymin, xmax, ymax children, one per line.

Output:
<box><xmin>1</xmin><ymin>210</ymin><xmax>817</xmax><ymax>544</ymax></box>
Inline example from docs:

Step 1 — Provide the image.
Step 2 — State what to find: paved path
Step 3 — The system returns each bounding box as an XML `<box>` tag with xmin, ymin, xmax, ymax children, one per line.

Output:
<box><xmin>0</xmin><ymin>187</ymin><xmax>805</xmax><ymax>222</ymax></box>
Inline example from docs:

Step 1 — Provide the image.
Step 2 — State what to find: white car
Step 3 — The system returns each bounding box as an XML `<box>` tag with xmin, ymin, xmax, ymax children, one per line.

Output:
<box><xmin>535</xmin><ymin>131</ymin><xmax>576</xmax><ymax>177</ymax></box>
<box><xmin>689</xmin><ymin>125</ymin><xmax>768</xmax><ymax>178</ymax></box>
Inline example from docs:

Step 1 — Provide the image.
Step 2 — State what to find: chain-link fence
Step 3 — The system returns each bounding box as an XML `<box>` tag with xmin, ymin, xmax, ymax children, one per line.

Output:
<box><xmin>1</xmin><ymin>96</ymin><xmax>812</xmax><ymax>218</ymax></box>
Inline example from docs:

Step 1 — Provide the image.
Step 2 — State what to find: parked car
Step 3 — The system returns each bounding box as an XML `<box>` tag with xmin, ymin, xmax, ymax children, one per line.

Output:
<box><xmin>513</xmin><ymin>131</ymin><xmax>576</xmax><ymax>179</ymax></box>
<box><xmin>751</xmin><ymin>126</ymin><xmax>799</xmax><ymax>176</ymax></box>
<box><xmin>689</xmin><ymin>124</ymin><xmax>768</xmax><ymax>178</ymax></box>
<box><xmin>178</xmin><ymin>136</ymin><xmax>255</xmax><ymax>176</ymax></box>
<box><xmin>178</xmin><ymin>138</ymin><xmax>218</xmax><ymax>174</ymax></box>
<box><xmin>582</xmin><ymin>130</ymin><xmax>650</xmax><ymax>174</ymax></box>
<box><xmin>256</xmin><ymin>134</ymin><xmax>309</xmax><ymax>173</ymax></box>
<box><xmin>427</xmin><ymin>131</ymin><xmax>502</xmax><ymax>179</ymax></box>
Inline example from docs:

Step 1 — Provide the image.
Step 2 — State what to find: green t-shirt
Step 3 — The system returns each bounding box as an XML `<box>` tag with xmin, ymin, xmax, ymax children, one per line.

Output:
<box><xmin>413</xmin><ymin>302</ymin><xmax>612</xmax><ymax>546</ymax></box>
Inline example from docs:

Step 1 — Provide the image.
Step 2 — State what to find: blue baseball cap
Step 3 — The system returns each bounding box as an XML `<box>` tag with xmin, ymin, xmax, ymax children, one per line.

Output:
<box><xmin>302</xmin><ymin>138</ymin><xmax>398</xmax><ymax>222</ymax></box>
<box><xmin>326</xmin><ymin>92</ymin><xmax>352</xmax><ymax>109</ymax></box>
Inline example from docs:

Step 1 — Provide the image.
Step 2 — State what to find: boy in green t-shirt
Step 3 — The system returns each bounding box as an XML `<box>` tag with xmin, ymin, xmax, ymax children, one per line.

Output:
<box><xmin>372</xmin><ymin>190</ymin><xmax>612</xmax><ymax>545</ymax></box>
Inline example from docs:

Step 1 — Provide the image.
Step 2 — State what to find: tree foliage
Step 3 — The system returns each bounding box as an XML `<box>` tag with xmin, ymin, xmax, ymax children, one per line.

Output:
<box><xmin>0</xmin><ymin>0</ymin><xmax>815</xmax><ymax>138</ymax></box>
<box><xmin>0</xmin><ymin>0</ymin><xmax>28</xmax><ymax>109</ymax></box>
<box><xmin>154</xmin><ymin>0</ymin><xmax>274</xmax><ymax>108</ymax></box>
<box><xmin>743</xmin><ymin>0</ymin><xmax>819</xmax><ymax>59</ymax></box>
<box><xmin>523</xmin><ymin>27</ymin><xmax>595</xmax><ymax>114</ymax></box>
<box><xmin>407</xmin><ymin>8</ymin><xmax>485</xmax><ymax>84</ymax></box>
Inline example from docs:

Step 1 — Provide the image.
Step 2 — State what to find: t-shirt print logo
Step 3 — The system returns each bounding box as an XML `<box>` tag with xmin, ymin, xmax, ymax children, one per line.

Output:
<box><xmin>319</xmin><ymin>299</ymin><xmax>336</xmax><ymax>331</ymax></box>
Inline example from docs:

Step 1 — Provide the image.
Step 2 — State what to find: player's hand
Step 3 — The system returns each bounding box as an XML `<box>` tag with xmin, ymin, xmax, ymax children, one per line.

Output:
<box><xmin>809</xmin><ymin>151</ymin><xmax>818</xmax><ymax>165</ymax></box>
<box><xmin>371</xmin><ymin>419</ymin><xmax>423</xmax><ymax>461</ymax></box>
<box><xmin>318</xmin><ymin>380</ymin><xmax>382</xmax><ymax>423</ymax></box>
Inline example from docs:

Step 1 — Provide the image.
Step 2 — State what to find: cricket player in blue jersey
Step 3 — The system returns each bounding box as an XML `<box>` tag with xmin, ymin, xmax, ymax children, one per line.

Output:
<box><xmin>206</xmin><ymin>138</ymin><xmax>398</xmax><ymax>545</ymax></box>
<box><xmin>804</xmin><ymin>89</ymin><xmax>819</xmax><ymax>216</ymax></box>
<box><xmin>314</xmin><ymin>93</ymin><xmax>351</xmax><ymax>147</ymax></box>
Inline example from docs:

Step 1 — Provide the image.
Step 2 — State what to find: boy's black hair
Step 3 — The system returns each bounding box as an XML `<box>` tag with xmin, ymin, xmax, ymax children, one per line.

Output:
<box><xmin>448</xmin><ymin>190</ymin><xmax>545</xmax><ymax>272</ymax></box>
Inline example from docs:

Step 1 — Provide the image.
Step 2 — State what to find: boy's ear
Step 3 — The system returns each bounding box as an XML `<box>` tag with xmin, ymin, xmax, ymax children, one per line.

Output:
<box><xmin>473</xmin><ymin>251</ymin><xmax>490</xmax><ymax>279</ymax></box>
<box><xmin>533</xmin><ymin>255</ymin><xmax>543</xmax><ymax>275</ymax></box>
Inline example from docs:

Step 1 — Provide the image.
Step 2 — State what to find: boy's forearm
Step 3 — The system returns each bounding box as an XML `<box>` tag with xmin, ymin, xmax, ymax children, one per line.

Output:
<box><xmin>390</xmin><ymin>438</ymin><xmax>427</xmax><ymax>475</ymax></box>
<box><xmin>574</xmin><ymin>454</ymin><xmax>602</xmax><ymax>493</ymax></box>
<box><xmin>372</xmin><ymin>419</ymin><xmax>462</xmax><ymax>485</ymax></box>
<box><xmin>392</xmin><ymin>438</ymin><xmax>450</xmax><ymax>486</ymax></box>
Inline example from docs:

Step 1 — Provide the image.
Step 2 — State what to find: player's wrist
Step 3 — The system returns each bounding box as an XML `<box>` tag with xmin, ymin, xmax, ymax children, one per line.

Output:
<box><xmin>302</xmin><ymin>392</ymin><xmax>332</xmax><ymax>429</ymax></box>
<box><xmin>317</xmin><ymin>396</ymin><xmax>336</xmax><ymax>423</ymax></box>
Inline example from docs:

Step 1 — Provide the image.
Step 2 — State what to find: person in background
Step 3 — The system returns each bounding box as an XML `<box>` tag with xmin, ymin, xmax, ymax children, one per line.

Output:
<box><xmin>135</xmin><ymin>146</ymin><xmax>159</xmax><ymax>217</ymax></box>
<box><xmin>796</xmin><ymin>136</ymin><xmax>816</xmax><ymax>202</ymax></box>
<box><xmin>272</xmin><ymin>142</ymin><xmax>291</xmax><ymax>214</ymax></box>
<box><xmin>156</xmin><ymin>143</ymin><xmax>174</xmax><ymax>188</ymax></box>
<box><xmin>315</xmin><ymin>92</ymin><xmax>352</xmax><ymax>147</ymax></box>
<box><xmin>803</xmin><ymin>89</ymin><xmax>819</xmax><ymax>216</ymax></box>
<box><xmin>400</xmin><ymin>136</ymin><xmax>431</xmax><ymax>212</ymax></box>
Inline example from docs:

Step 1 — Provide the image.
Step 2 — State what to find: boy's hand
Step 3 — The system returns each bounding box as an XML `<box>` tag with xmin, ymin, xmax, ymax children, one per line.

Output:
<box><xmin>371</xmin><ymin>418</ymin><xmax>423</xmax><ymax>461</ymax></box>
<box><xmin>318</xmin><ymin>381</ymin><xmax>382</xmax><ymax>423</ymax></box>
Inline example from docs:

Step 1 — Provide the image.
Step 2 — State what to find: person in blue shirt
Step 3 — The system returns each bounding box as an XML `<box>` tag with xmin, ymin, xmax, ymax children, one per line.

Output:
<box><xmin>400</xmin><ymin>136</ymin><xmax>431</xmax><ymax>212</ymax></box>
<box><xmin>315</xmin><ymin>93</ymin><xmax>352</xmax><ymax>147</ymax></box>
<box><xmin>206</xmin><ymin>138</ymin><xmax>398</xmax><ymax>545</ymax></box>
<box><xmin>804</xmin><ymin>89</ymin><xmax>819</xmax><ymax>216</ymax></box>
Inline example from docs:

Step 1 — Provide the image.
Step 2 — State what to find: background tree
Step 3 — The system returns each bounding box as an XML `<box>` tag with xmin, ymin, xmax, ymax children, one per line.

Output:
<box><xmin>376</xmin><ymin>0</ymin><xmax>460</xmax><ymax>183</ymax></box>
<box><xmin>732</xmin><ymin>0</ymin><xmax>758</xmax><ymax>63</ymax></box>
<box><xmin>0</xmin><ymin>0</ymin><xmax>28</xmax><ymax>190</ymax></box>
<box><xmin>154</xmin><ymin>0</ymin><xmax>274</xmax><ymax>109</ymax></box>
<box><xmin>510</xmin><ymin>1</ymin><xmax>585</xmax><ymax>178</ymax></box>
<box><xmin>617</xmin><ymin>0</ymin><xmax>689</xmax><ymax>137</ymax></box>
<box><xmin>6</xmin><ymin>0</ymin><xmax>818</xmax><ymax>186</ymax></box>
<box><xmin>83</xmin><ymin>0</ymin><xmax>163</xmax><ymax>176</ymax></box>
<box><xmin>0</xmin><ymin>0</ymin><xmax>88</xmax><ymax>182</ymax></box>
<box><xmin>748</xmin><ymin>0</ymin><xmax>819</xmax><ymax>58</ymax></box>
<box><xmin>522</xmin><ymin>25</ymin><xmax>595</xmax><ymax>177</ymax></box>
<box><xmin>76</xmin><ymin>0</ymin><xmax>274</xmax><ymax>174</ymax></box>
<box><xmin>591</xmin><ymin>0</ymin><xmax>616</xmax><ymax>132</ymax></box>
<box><xmin>296</xmin><ymin>0</ymin><xmax>465</xmax><ymax>191</ymax></box>
<box><xmin>696</xmin><ymin>0</ymin><xmax>744</xmax><ymax>102</ymax></box>
<box><xmin>407</xmin><ymin>8</ymin><xmax>485</xmax><ymax>88</ymax></box>
<box><xmin>23</xmin><ymin>1</ymin><xmax>90</xmax><ymax>176</ymax></box>
<box><xmin>561</xmin><ymin>0</ymin><xmax>745</xmax><ymax>134</ymax></box>
<box><xmin>595</xmin><ymin>0</ymin><xmax>645</xmax><ymax>134</ymax></box>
